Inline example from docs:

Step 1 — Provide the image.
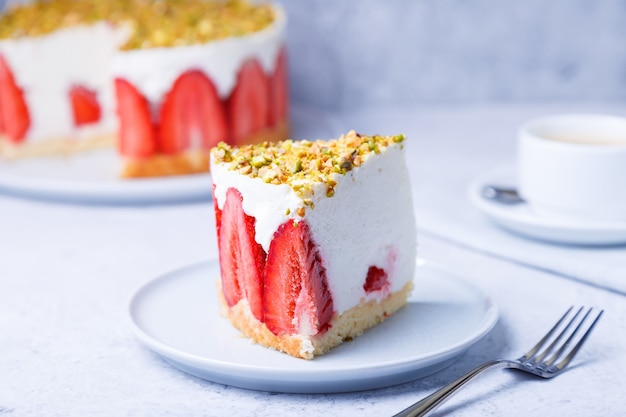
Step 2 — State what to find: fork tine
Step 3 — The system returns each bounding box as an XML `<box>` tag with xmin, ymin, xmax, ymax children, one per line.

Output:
<box><xmin>542</xmin><ymin>307</ymin><xmax>592</xmax><ymax>367</ymax></box>
<box><xmin>532</xmin><ymin>306</ymin><xmax>584</xmax><ymax>364</ymax></box>
<box><xmin>552</xmin><ymin>308</ymin><xmax>604</xmax><ymax>371</ymax></box>
<box><xmin>520</xmin><ymin>306</ymin><xmax>574</xmax><ymax>362</ymax></box>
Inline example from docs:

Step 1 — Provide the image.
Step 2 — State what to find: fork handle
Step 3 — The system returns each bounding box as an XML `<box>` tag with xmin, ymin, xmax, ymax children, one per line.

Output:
<box><xmin>393</xmin><ymin>359</ymin><xmax>509</xmax><ymax>417</ymax></box>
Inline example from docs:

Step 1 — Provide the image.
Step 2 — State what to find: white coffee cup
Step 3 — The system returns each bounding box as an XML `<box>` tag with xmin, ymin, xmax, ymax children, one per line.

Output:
<box><xmin>517</xmin><ymin>114</ymin><xmax>626</xmax><ymax>222</ymax></box>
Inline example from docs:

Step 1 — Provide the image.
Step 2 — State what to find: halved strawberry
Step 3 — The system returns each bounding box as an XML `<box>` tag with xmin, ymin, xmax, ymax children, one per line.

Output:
<box><xmin>114</xmin><ymin>78</ymin><xmax>155</xmax><ymax>158</ymax></box>
<box><xmin>217</xmin><ymin>188</ymin><xmax>266</xmax><ymax>320</ymax></box>
<box><xmin>227</xmin><ymin>59</ymin><xmax>270</xmax><ymax>145</ymax></box>
<box><xmin>69</xmin><ymin>84</ymin><xmax>101</xmax><ymax>126</ymax></box>
<box><xmin>0</xmin><ymin>54</ymin><xmax>30</xmax><ymax>143</ymax></box>
<box><xmin>363</xmin><ymin>266</ymin><xmax>389</xmax><ymax>293</ymax></box>
<box><xmin>158</xmin><ymin>70</ymin><xmax>227</xmax><ymax>154</ymax></box>
<box><xmin>263</xmin><ymin>219</ymin><xmax>334</xmax><ymax>336</ymax></box>
<box><xmin>213</xmin><ymin>184</ymin><xmax>222</xmax><ymax>239</ymax></box>
<box><xmin>269</xmin><ymin>46</ymin><xmax>289</xmax><ymax>126</ymax></box>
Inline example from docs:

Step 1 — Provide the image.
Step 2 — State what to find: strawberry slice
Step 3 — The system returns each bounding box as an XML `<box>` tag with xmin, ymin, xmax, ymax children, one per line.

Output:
<box><xmin>114</xmin><ymin>78</ymin><xmax>156</xmax><ymax>158</ymax></box>
<box><xmin>217</xmin><ymin>188</ymin><xmax>266</xmax><ymax>321</ymax></box>
<box><xmin>213</xmin><ymin>184</ymin><xmax>222</xmax><ymax>239</ymax></box>
<box><xmin>227</xmin><ymin>59</ymin><xmax>270</xmax><ymax>145</ymax></box>
<box><xmin>263</xmin><ymin>219</ymin><xmax>334</xmax><ymax>336</ymax></box>
<box><xmin>269</xmin><ymin>46</ymin><xmax>289</xmax><ymax>126</ymax></box>
<box><xmin>363</xmin><ymin>266</ymin><xmax>389</xmax><ymax>293</ymax></box>
<box><xmin>69</xmin><ymin>84</ymin><xmax>101</xmax><ymax>126</ymax></box>
<box><xmin>0</xmin><ymin>54</ymin><xmax>30</xmax><ymax>143</ymax></box>
<box><xmin>159</xmin><ymin>70</ymin><xmax>227</xmax><ymax>154</ymax></box>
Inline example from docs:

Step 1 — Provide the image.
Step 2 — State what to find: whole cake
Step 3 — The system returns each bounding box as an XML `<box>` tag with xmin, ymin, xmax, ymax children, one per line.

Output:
<box><xmin>210</xmin><ymin>131</ymin><xmax>417</xmax><ymax>359</ymax></box>
<box><xmin>0</xmin><ymin>0</ymin><xmax>288</xmax><ymax>177</ymax></box>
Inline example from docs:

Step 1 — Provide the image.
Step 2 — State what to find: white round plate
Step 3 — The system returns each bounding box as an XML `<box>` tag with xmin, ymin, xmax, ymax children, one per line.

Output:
<box><xmin>0</xmin><ymin>150</ymin><xmax>213</xmax><ymax>204</ymax></box>
<box><xmin>469</xmin><ymin>168</ymin><xmax>626</xmax><ymax>245</ymax></box>
<box><xmin>0</xmin><ymin>105</ymin><xmax>341</xmax><ymax>204</ymax></box>
<box><xmin>128</xmin><ymin>259</ymin><xmax>498</xmax><ymax>393</ymax></box>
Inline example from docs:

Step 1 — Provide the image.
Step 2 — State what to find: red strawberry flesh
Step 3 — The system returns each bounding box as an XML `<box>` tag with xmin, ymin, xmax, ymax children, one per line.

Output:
<box><xmin>227</xmin><ymin>59</ymin><xmax>270</xmax><ymax>145</ymax></box>
<box><xmin>269</xmin><ymin>46</ymin><xmax>289</xmax><ymax>126</ymax></box>
<box><xmin>363</xmin><ymin>266</ymin><xmax>389</xmax><ymax>293</ymax></box>
<box><xmin>69</xmin><ymin>84</ymin><xmax>101</xmax><ymax>126</ymax></box>
<box><xmin>0</xmin><ymin>54</ymin><xmax>30</xmax><ymax>142</ymax></box>
<box><xmin>158</xmin><ymin>70</ymin><xmax>227</xmax><ymax>154</ymax></box>
<box><xmin>217</xmin><ymin>188</ymin><xmax>266</xmax><ymax>321</ymax></box>
<box><xmin>212</xmin><ymin>184</ymin><xmax>222</xmax><ymax>239</ymax></box>
<box><xmin>263</xmin><ymin>219</ymin><xmax>334</xmax><ymax>336</ymax></box>
<box><xmin>114</xmin><ymin>78</ymin><xmax>156</xmax><ymax>158</ymax></box>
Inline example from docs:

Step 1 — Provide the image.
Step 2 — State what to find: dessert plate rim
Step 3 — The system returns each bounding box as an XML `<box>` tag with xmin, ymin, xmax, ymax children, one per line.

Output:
<box><xmin>469</xmin><ymin>167</ymin><xmax>626</xmax><ymax>246</ymax></box>
<box><xmin>127</xmin><ymin>258</ymin><xmax>499</xmax><ymax>393</ymax></box>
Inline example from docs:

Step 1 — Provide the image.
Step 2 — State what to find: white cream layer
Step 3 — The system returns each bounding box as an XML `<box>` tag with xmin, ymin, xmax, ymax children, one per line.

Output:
<box><xmin>111</xmin><ymin>6</ymin><xmax>286</xmax><ymax>103</ymax></box>
<box><xmin>211</xmin><ymin>142</ymin><xmax>418</xmax><ymax>314</ymax></box>
<box><xmin>0</xmin><ymin>22</ymin><xmax>128</xmax><ymax>142</ymax></box>
<box><xmin>0</xmin><ymin>5</ymin><xmax>285</xmax><ymax>143</ymax></box>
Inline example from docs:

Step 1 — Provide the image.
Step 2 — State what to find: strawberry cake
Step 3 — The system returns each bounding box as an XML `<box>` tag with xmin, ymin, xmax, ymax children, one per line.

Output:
<box><xmin>0</xmin><ymin>0</ymin><xmax>288</xmax><ymax>177</ymax></box>
<box><xmin>210</xmin><ymin>131</ymin><xmax>417</xmax><ymax>359</ymax></box>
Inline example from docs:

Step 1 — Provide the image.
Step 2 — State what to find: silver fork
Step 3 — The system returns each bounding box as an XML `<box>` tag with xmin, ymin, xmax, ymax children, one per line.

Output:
<box><xmin>393</xmin><ymin>306</ymin><xmax>604</xmax><ymax>417</ymax></box>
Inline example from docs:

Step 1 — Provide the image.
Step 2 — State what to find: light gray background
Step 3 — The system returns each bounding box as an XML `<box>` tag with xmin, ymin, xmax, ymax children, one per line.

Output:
<box><xmin>2</xmin><ymin>0</ymin><xmax>626</xmax><ymax>108</ymax></box>
<box><xmin>278</xmin><ymin>0</ymin><xmax>626</xmax><ymax>109</ymax></box>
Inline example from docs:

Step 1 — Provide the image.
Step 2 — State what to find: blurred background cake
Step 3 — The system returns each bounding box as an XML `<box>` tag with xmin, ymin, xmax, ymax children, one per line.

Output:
<box><xmin>0</xmin><ymin>0</ymin><xmax>288</xmax><ymax>177</ymax></box>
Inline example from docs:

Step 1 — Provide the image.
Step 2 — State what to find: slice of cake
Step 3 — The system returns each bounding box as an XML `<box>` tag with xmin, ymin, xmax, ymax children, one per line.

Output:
<box><xmin>210</xmin><ymin>131</ymin><xmax>417</xmax><ymax>359</ymax></box>
<box><xmin>0</xmin><ymin>0</ymin><xmax>288</xmax><ymax>178</ymax></box>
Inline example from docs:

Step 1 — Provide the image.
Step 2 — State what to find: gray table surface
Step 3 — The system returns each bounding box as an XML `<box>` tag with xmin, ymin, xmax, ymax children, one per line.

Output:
<box><xmin>1</xmin><ymin>102</ymin><xmax>625</xmax><ymax>416</ymax></box>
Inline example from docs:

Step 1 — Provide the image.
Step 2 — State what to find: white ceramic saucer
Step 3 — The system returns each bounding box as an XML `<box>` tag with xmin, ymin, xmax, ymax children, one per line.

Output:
<box><xmin>128</xmin><ymin>259</ymin><xmax>498</xmax><ymax>393</ymax></box>
<box><xmin>469</xmin><ymin>168</ymin><xmax>626</xmax><ymax>246</ymax></box>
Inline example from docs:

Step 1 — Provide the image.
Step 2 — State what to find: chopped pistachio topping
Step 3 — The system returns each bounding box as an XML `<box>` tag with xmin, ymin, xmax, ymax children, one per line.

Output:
<box><xmin>211</xmin><ymin>130</ymin><xmax>406</xmax><ymax>201</ymax></box>
<box><xmin>0</xmin><ymin>0</ymin><xmax>275</xmax><ymax>50</ymax></box>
